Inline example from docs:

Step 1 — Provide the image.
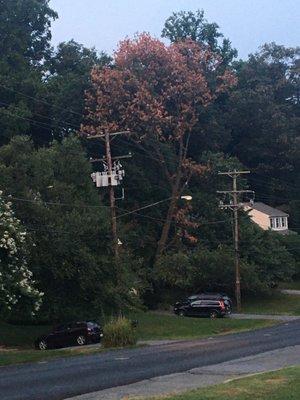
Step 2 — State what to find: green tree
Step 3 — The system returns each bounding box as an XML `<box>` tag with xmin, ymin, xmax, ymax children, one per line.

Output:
<box><xmin>45</xmin><ymin>40</ymin><xmax>112</xmax><ymax>141</ymax></box>
<box><xmin>0</xmin><ymin>0</ymin><xmax>57</xmax><ymax>144</ymax></box>
<box><xmin>162</xmin><ymin>10</ymin><xmax>238</xmax><ymax>161</ymax></box>
<box><xmin>0</xmin><ymin>136</ymin><xmax>141</xmax><ymax>320</ymax></box>
<box><xmin>228</xmin><ymin>43</ymin><xmax>300</xmax><ymax>230</ymax></box>
<box><xmin>162</xmin><ymin>9</ymin><xmax>237</xmax><ymax>66</ymax></box>
<box><xmin>0</xmin><ymin>191</ymin><xmax>43</xmax><ymax>318</ymax></box>
<box><xmin>156</xmin><ymin>225</ymin><xmax>296</xmax><ymax>302</ymax></box>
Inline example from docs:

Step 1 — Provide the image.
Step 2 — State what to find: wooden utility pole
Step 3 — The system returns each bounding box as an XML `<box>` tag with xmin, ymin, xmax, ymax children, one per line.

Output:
<box><xmin>87</xmin><ymin>131</ymin><xmax>130</xmax><ymax>260</ymax></box>
<box><xmin>217</xmin><ymin>170</ymin><xmax>254</xmax><ymax>312</ymax></box>
<box><xmin>105</xmin><ymin>131</ymin><xmax>119</xmax><ymax>259</ymax></box>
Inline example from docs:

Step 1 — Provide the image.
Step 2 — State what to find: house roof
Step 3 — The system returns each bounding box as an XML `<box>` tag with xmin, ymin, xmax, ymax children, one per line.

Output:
<box><xmin>250</xmin><ymin>202</ymin><xmax>289</xmax><ymax>217</ymax></box>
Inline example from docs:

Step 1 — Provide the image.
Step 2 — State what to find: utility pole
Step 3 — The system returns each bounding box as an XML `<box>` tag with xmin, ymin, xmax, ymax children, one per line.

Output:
<box><xmin>87</xmin><ymin>131</ymin><xmax>130</xmax><ymax>260</ymax></box>
<box><xmin>217</xmin><ymin>170</ymin><xmax>254</xmax><ymax>312</ymax></box>
<box><xmin>105</xmin><ymin>131</ymin><xmax>119</xmax><ymax>259</ymax></box>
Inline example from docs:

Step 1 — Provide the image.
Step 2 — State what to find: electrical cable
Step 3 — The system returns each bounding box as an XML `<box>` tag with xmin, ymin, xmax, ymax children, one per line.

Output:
<box><xmin>0</xmin><ymin>83</ymin><xmax>83</xmax><ymax>118</ymax></box>
<box><xmin>0</xmin><ymin>100</ymin><xmax>79</xmax><ymax>130</ymax></box>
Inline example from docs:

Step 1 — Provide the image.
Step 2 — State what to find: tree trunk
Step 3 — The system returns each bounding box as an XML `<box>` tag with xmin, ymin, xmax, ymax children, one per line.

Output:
<box><xmin>155</xmin><ymin>171</ymin><xmax>182</xmax><ymax>262</ymax></box>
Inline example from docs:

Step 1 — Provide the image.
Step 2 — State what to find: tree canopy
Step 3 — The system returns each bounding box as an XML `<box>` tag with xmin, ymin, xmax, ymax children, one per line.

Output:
<box><xmin>82</xmin><ymin>33</ymin><xmax>236</xmax><ymax>259</ymax></box>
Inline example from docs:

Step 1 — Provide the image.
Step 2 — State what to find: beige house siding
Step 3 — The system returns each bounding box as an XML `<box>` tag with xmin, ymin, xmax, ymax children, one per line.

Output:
<box><xmin>244</xmin><ymin>206</ymin><xmax>270</xmax><ymax>230</ymax></box>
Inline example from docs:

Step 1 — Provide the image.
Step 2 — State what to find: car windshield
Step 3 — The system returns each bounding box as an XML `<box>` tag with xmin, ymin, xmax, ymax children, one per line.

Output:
<box><xmin>53</xmin><ymin>324</ymin><xmax>67</xmax><ymax>332</ymax></box>
<box><xmin>87</xmin><ymin>322</ymin><xmax>98</xmax><ymax>328</ymax></box>
<box><xmin>188</xmin><ymin>295</ymin><xmax>199</xmax><ymax>301</ymax></box>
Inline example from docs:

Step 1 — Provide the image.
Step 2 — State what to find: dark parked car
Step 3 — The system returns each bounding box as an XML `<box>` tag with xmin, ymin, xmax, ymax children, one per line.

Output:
<box><xmin>197</xmin><ymin>292</ymin><xmax>233</xmax><ymax>313</ymax></box>
<box><xmin>35</xmin><ymin>321</ymin><xmax>103</xmax><ymax>350</ymax></box>
<box><xmin>174</xmin><ymin>293</ymin><xmax>232</xmax><ymax>318</ymax></box>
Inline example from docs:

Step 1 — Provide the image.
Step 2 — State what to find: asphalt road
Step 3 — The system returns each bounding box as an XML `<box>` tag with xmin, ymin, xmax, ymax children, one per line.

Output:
<box><xmin>1</xmin><ymin>320</ymin><xmax>300</xmax><ymax>400</ymax></box>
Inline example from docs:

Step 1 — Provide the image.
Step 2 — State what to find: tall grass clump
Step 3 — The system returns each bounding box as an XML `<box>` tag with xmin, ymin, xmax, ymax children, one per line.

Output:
<box><xmin>102</xmin><ymin>316</ymin><xmax>137</xmax><ymax>348</ymax></box>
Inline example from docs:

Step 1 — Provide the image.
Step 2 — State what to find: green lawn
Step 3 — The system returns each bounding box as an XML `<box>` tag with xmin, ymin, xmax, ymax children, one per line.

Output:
<box><xmin>0</xmin><ymin>346</ymin><xmax>104</xmax><ymax>366</ymax></box>
<box><xmin>146</xmin><ymin>366</ymin><xmax>300</xmax><ymax>400</ymax></box>
<box><xmin>0</xmin><ymin>323</ymin><xmax>52</xmax><ymax>348</ymax></box>
<box><xmin>0</xmin><ymin>312</ymin><xmax>276</xmax><ymax>366</ymax></box>
<box><xmin>130</xmin><ymin>312</ymin><xmax>276</xmax><ymax>341</ymax></box>
<box><xmin>279</xmin><ymin>281</ymin><xmax>300</xmax><ymax>291</ymax></box>
<box><xmin>242</xmin><ymin>293</ymin><xmax>300</xmax><ymax>315</ymax></box>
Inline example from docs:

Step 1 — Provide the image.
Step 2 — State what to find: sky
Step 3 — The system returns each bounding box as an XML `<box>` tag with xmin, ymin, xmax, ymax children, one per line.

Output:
<box><xmin>49</xmin><ymin>0</ymin><xmax>299</xmax><ymax>59</ymax></box>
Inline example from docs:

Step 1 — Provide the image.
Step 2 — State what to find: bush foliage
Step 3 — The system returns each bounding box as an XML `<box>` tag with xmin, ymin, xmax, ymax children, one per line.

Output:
<box><xmin>102</xmin><ymin>316</ymin><xmax>137</xmax><ymax>348</ymax></box>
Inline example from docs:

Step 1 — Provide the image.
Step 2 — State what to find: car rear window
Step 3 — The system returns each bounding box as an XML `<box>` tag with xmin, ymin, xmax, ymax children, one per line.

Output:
<box><xmin>54</xmin><ymin>324</ymin><xmax>68</xmax><ymax>331</ymax></box>
<box><xmin>202</xmin><ymin>300</ymin><xmax>220</xmax><ymax>305</ymax></box>
<box><xmin>87</xmin><ymin>322</ymin><xmax>99</xmax><ymax>328</ymax></box>
<box><xmin>76</xmin><ymin>322</ymin><xmax>87</xmax><ymax>328</ymax></box>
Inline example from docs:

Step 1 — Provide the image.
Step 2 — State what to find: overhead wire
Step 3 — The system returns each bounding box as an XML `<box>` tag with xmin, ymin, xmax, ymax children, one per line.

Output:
<box><xmin>250</xmin><ymin>174</ymin><xmax>299</xmax><ymax>193</ymax></box>
<box><xmin>3</xmin><ymin>195</ymin><xmax>111</xmax><ymax>209</ymax></box>
<box><xmin>249</xmin><ymin>177</ymin><xmax>299</xmax><ymax>192</ymax></box>
<box><xmin>0</xmin><ymin>108</ymin><xmax>60</xmax><ymax>132</ymax></box>
<box><xmin>0</xmin><ymin>100</ymin><xmax>79</xmax><ymax>130</ymax></box>
<box><xmin>116</xmin><ymin>197</ymin><xmax>173</xmax><ymax>219</ymax></box>
<box><xmin>0</xmin><ymin>83</ymin><xmax>83</xmax><ymax>118</ymax></box>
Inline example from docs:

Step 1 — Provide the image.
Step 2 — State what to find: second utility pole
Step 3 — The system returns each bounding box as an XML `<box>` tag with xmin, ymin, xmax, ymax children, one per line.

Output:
<box><xmin>232</xmin><ymin>172</ymin><xmax>241</xmax><ymax>312</ymax></box>
<box><xmin>217</xmin><ymin>170</ymin><xmax>254</xmax><ymax>312</ymax></box>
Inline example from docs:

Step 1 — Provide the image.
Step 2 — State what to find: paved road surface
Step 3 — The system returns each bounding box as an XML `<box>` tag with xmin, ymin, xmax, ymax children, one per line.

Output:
<box><xmin>1</xmin><ymin>320</ymin><xmax>300</xmax><ymax>400</ymax></box>
<box><xmin>231</xmin><ymin>313</ymin><xmax>299</xmax><ymax>321</ymax></box>
<box><xmin>281</xmin><ymin>289</ymin><xmax>300</xmax><ymax>296</ymax></box>
<box><xmin>68</xmin><ymin>345</ymin><xmax>300</xmax><ymax>400</ymax></box>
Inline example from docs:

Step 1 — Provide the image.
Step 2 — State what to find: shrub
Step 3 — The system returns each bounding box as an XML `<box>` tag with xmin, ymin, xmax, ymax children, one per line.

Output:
<box><xmin>102</xmin><ymin>316</ymin><xmax>137</xmax><ymax>348</ymax></box>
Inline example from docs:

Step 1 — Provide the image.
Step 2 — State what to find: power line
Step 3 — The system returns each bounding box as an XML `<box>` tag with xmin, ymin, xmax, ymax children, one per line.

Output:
<box><xmin>115</xmin><ymin>136</ymin><xmax>178</xmax><ymax>165</ymax></box>
<box><xmin>255</xmin><ymin>194</ymin><xmax>294</xmax><ymax>203</ymax></box>
<box><xmin>0</xmin><ymin>108</ymin><xmax>59</xmax><ymax>131</ymax></box>
<box><xmin>0</xmin><ymin>100</ymin><xmax>79</xmax><ymax>130</ymax></box>
<box><xmin>116</xmin><ymin>197</ymin><xmax>173</xmax><ymax>219</ymax></box>
<box><xmin>251</xmin><ymin>174</ymin><xmax>299</xmax><ymax>193</ymax></box>
<box><xmin>3</xmin><ymin>195</ymin><xmax>111</xmax><ymax>209</ymax></box>
<box><xmin>0</xmin><ymin>83</ymin><xmax>83</xmax><ymax>118</ymax></box>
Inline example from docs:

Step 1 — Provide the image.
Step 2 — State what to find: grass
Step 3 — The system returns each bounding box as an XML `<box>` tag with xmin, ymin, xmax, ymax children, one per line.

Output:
<box><xmin>0</xmin><ymin>345</ymin><xmax>104</xmax><ymax>366</ymax></box>
<box><xmin>242</xmin><ymin>293</ymin><xmax>300</xmax><ymax>315</ymax></box>
<box><xmin>0</xmin><ymin>323</ymin><xmax>52</xmax><ymax>348</ymax></box>
<box><xmin>128</xmin><ymin>312</ymin><xmax>275</xmax><ymax>341</ymax></box>
<box><xmin>0</xmin><ymin>312</ymin><xmax>276</xmax><ymax>366</ymax></box>
<box><xmin>279</xmin><ymin>280</ymin><xmax>300</xmax><ymax>291</ymax></box>
<box><xmin>145</xmin><ymin>366</ymin><xmax>300</xmax><ymax>400</ymax></box>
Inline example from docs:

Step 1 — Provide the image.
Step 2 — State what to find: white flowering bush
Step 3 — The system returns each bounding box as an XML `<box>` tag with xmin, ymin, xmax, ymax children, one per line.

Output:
<box><xmin>0</xmin><ymin>191</ymin><xmax>43</xmax><ymax>317</ymax></box>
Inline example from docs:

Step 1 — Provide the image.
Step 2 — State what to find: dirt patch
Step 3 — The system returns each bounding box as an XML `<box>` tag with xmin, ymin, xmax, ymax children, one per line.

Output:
<box><xmin>215</xmin><ymin>387</ymin><xmax>250</xmax><ymax>396</ymax></box>
<box><xmin>0</xmin><ymin>346</ymin><xmax>19</xmax><ymax>352</ymax></box>
<box><xmin>265</xmin><ymin>377</ymin><xmax>288</xmax><ymax>385</ymax></box>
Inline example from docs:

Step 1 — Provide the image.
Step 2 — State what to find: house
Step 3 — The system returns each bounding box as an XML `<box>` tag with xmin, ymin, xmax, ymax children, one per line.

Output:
<box><xmin>244</xmin><ymin>202</ymin><xmax>291</xmax><ymax>234</ymax></box>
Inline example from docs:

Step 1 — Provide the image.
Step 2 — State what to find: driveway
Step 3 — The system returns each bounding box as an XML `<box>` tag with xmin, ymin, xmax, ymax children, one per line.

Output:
<box><xmin>231</xmin><ymin>313</ymin><xmax>299</xmax><ymax>321</ymax></box>
<box><xmin>1</xmin><ymin>320</ymin><xmax>300</xmax><ymax>400</ymax></box>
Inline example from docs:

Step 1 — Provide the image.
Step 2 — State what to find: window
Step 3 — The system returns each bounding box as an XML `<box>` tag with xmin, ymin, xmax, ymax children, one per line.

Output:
<box><xmin>276</xmin><ymin>218</ymin><xmax>280</xmax><ymax>228</ymax></box>
<box><xmin>282</xmin><ymin>217</ymin><xmax>286</xmax><ymax>228</ymax></box>
<box><xmin>270</xmin><ymin>218</ymin><xmax>275</xmax><ymax>229</ymax></box>
<box><xmin>54</xmin><ymin>324</ymin><xmax>67</xmax><ymax>332</ymax></box>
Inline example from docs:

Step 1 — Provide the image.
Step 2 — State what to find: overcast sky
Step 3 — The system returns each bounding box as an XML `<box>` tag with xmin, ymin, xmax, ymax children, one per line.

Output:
<box><xmin>49</xmin><ymin>0</ymin><xmax>299</xmax><ymax>59</ymax></box>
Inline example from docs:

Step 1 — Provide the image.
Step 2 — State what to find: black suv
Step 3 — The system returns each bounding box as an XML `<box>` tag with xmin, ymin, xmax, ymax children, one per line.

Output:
<box><xmin>174</xmin><ymin>293</ymin><xmax>232</xmax><ymax>318</ymax></box>
<box><xmin>35</xmin><ymin>321</ymin><xmax>103</xmax><ymax>350</ymax></box>
<box><xmin>198</xmin><ymin>292</ymin><xmax>232</xmax><ymax>313</ymax></box>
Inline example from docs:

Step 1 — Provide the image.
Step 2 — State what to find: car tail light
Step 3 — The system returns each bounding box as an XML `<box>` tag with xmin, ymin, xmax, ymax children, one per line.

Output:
<box><xmin>219</xmin><ymin>301</ymin><xmax>225</xmax><ymax>310</ymax></box>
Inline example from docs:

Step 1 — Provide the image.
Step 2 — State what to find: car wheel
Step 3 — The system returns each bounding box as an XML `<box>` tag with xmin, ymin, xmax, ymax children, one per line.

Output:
<box><xmin>38</xmin><ymin>340</ymin><xmax>48</xmax><ymax>350</ymax></box>
<box><xmin>179</xmin><ymin>310</ymin><xmax>186</xmax><ymax>317</ymax></box>
<box><xmin>210</xmin><ymin>311</ymin><xmax>218</xmax><ymax>319</ymax></box>
<box><xmin>76</xmin><ymin>335</ymin><xmax>86</xmax><ymax>346</ymax></box>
